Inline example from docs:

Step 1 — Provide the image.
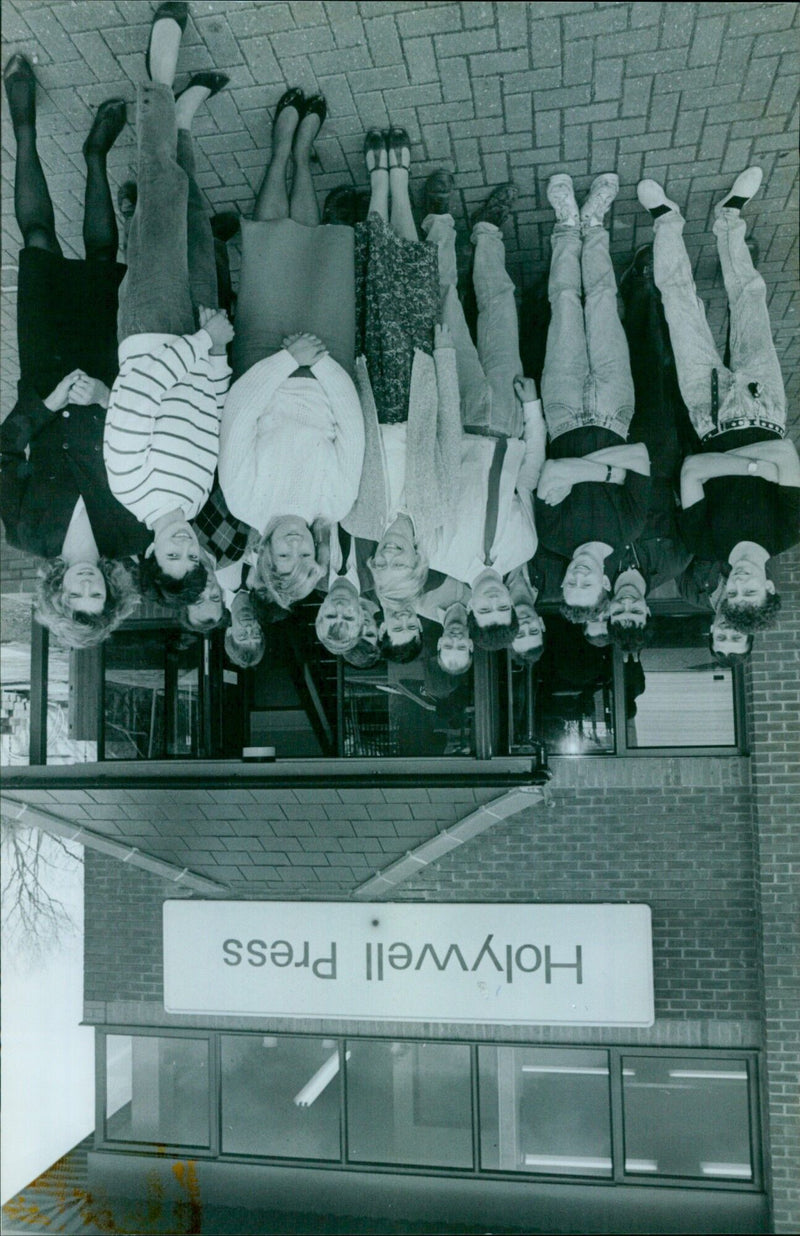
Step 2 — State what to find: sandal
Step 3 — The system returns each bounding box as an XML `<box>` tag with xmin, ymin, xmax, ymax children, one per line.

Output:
<box><xmin>174</xmin><ymin>71</ymin><xmax>230</xmax><ymax>101</ymax></box>
<box><xmin>365</xmin><ymin>128</ymin><xmax>388</xmax><ymax>173</ymax></box>
<box><xmin>387</xmin><ymin>126</ymin><xmax>411</xmax><ymax>170</ymax></box>
<box><xmin>145</xmin><ymin>1</ymin><xmax>188</xmax><ymax>81</ymax></box>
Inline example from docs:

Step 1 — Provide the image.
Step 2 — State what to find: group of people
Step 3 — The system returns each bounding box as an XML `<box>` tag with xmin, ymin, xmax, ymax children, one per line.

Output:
<box><xmin>2</xmin><ymin>1</ymin><xmax>797</xmax><ymax>689</ymax></box>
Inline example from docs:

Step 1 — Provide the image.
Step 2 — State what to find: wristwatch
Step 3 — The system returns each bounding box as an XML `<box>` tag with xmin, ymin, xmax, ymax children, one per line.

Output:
<box><xmin>748</xmin><ymin>460</ymin><xmax>758</xmax><ymax>474</ymax></box>
<box><xmin>605</xmin><ymin>464</ymin><xmax>613</xmax><ymax>482</ymax></box>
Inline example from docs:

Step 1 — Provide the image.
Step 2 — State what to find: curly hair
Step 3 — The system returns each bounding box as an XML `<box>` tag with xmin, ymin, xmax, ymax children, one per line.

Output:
<box><xmin>250</xmin><ymin>518</ymin><xmax>329</xmax><ymax>612</ymax></box>
<box><xmin>34</xmin><ymin>557</ymin><xmax>140</xmax><ymax>649</ymax></box>
<box><xmin>468</xmin><ymin>609</ymin><xmax>520</xmax><ymax>651</ymax></box>
<box><xmin>720</xmin><ymin>591</ymin><xmax>782</xmax><ymax>633</ymax></box>
<box><xmin>368</xmin><ymin>550</ymin><xmax>430</xmax><ymax>604</ymax></box>
<box><xmin>138</xmin><ymin>553</ymin><xmax>207</xmax><ymax>608</ymax></box>
<box><xmin>708</xmin><ymin>632</ymin><xmax>754</xmax><ymax>666</ymax></box>
<box><xmin>378</xmin><ymin>630</ymin><xmax>423</xmax><ymax>663</ymax></box>
<box><xmin>343</xmin><ymin>636</ymin><xmax>382</xmax><ymax>669</ymax></box>
<box><xmin>608</xmin><ymin>619</ymin><xmax>654</xmax><ymax>654</ymax></box>
<box><xmin>559</xmin><ymin>591</ymin><xmax>612</xmax><ymax>625</ymax></box>
<box><xmin>224</xmin><ymin>629</ymin><xmax>265</xmax><ymax>668</ymax></box>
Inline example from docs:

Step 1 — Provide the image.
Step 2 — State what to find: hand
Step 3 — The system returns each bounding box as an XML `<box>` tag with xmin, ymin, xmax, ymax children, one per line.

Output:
<box><xmin>199</xmin><ymin>307</ymin><xmax>235</xmax><ymax>352</ymax></box>
<box><xmin>69</xmin><ymin>372</ymin><xmax>110</xmax><ymax>408</ymax></box>
<box><xmin>542</xmin><ymin>482</ymin><xmax>573</xmax><ymax>506</ymax></box>
<box><xmin>283</xmin><ymin>332</ymin><xmax>327</xmax><ymax>366</ymax></box>
<box><xmin>513</xmin><ymin>375</ymin><xmax>538</xmax><ymax>403</ymax></box>
<box><xmin>434</xmin><ymin>322</ymin><xmax>454</xmax><ymax>350</ymax></box>
<box><xmin>536</xmin><ymin>460</ymin><xmax>574</xmax><ymax>506</ymax></box>
<box><xmin>43</xmin><ymin>370</ymin><xmax>83</xmax><ymax>412</ymax></box>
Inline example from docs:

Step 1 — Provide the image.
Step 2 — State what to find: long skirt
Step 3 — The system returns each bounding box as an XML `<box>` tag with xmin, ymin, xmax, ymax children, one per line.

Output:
<box><xmin>354</xmin><ymin>212</ymin><xmax>439</xmax><ymax>425</ymax></box>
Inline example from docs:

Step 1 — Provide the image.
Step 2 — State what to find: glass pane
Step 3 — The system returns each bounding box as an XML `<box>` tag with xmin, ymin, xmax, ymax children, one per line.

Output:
<box><xmin>479</xmin><ymin>1047</ymin><xmax>612</xmax><ymax>1176</ymax></box>
<box><xmin>533</xmin><ymin>616</ymin><xmax>615</xmax><ymax>755</ymax></box>
<box><xmin>346</xmin><ymin>1040</ymin><xmax>473</xmax><ymax>1168</ymax></box>
<box><xmin>103</xmin><ymin>628</ymin><xmax>201</xmax><ymax>759</ymax></box>
<box><xmin>221</xmin><ymin>1035</ymin><xmax>341</xmax><ymax>1160</ymax></box>
<box><xmin>1</xmin><ymin>599</ymin><xmax>34</xmax><ymax>767</ymax></box>
<box><xmin>1</xmin><ymin>603</ymin><xmax>96</xmax><ymax>766</ymax></box>
<box><xmin>105</xmin><ymin>1034</ymin><xmax>209</xmax><ymax>1147</ymax></box>
<box><xmin>343</xmin><ymin>661</ymin><xmax>475</xmax><ymax>758</ymax></box>
<box><xmin>622</xmin><ymin>1056</ymin><xmax>753</xmax><ymax>1180</ymax></box>
<box><xmin>626</xmin><ymin>616</ymin><xmax>736</xmax><ymax>748</ymax></box>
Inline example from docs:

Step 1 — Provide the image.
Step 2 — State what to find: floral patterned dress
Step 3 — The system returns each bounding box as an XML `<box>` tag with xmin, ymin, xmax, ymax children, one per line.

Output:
<box><xmin>354</xmin><ymin>212</ymin><xmax>439</xmax><ymax>425</ymax></box>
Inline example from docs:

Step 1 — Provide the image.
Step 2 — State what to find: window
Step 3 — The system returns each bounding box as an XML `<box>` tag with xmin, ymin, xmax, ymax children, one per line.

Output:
<box><xmin>479</xmin><ymin>1046</ymin><xmax>612</xmax><ymax>1176</ymax></box>
<box><xmin>623</xmin><ymin>618</ymin><xmax>736</xmax><ymax>749</ymax></box>
<box><xmin>99</xmin><ymin>1032</ymin><xmax>759</xmax><ymax>1190</ymax></box>
<box><xmin>622</xmin><ymin>1055</ymin><xmax>753</xmax><ymax>1181</ymax></box>
<box><xmin>345</xmin><ymin>1040</ymin><xmax>473</xmax><ymax>1168</ymax></box>
<box><xmin>506</xmin><ymin>613</ymin><xmax>741</xmax><ymax>756</ymax></box>
<box><xmin>104</xmin><ymin>1034</ymin><xmax>210</xmax><ymax>1147</ymax></box>
<box><xmin>221</xmin><ymin>1035</ymin><xmax>341</xmax><ymax>1160</ymax></box>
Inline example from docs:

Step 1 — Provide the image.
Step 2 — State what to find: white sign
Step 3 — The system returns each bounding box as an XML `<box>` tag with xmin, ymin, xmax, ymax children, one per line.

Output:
<box><xmin>163</xmin><ymin>901</ymin><xmax>654</xmax><ymax>1027</ymax></box>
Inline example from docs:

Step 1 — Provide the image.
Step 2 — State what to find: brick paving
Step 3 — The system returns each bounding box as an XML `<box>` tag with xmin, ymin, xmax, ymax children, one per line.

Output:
<box><xmin>1</xmin><ymin>0</ymin><xmax>798</xmax><ymax>443</ymax></box>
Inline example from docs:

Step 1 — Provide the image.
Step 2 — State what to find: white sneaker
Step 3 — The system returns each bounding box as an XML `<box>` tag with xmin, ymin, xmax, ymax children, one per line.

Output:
<box><xmin>547</xmin><ymin>173</ymin><xmax>579</xmax><ymax>227</ymax></box>
<box><xmin>637</xmin><ymin>178</ymin><xmax>680</xmax><ymax>218</ymax></box>
<box><xmin>580</xmin><ymin>173</ymin><xmax>619</xmax><ymax>228</ymax></box>
<box><xmin>717</xmin><ymin>166</ymin><xmax>763</xmax><ymax>213</ymax></box>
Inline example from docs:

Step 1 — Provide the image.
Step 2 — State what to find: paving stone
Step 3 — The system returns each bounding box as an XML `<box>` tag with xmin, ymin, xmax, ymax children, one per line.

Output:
<box><xmin>1</xmin><ymin>0</ymin><xmax>798</xmax><ymax>579</ymax></box>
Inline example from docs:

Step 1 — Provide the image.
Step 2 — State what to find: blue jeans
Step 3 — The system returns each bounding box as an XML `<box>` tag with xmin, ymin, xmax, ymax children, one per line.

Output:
<box><xmin>117</xmin><ymin>83</ymin><xmax>218</xmax><ymax>341</ymax></box>
<box><xmin>653</xmin><ymin>208</ymin><xmax>785</xmax><ymax>440</ymax></box>
<box><xmin>541</xmin><ymin>224</ymin><xmax>634</xmax><ymax>441</ymax></box>
<box><xmin>423</xmin><ymin>213</ymin><xmax>523</xmax><ymax>438</ymax></box>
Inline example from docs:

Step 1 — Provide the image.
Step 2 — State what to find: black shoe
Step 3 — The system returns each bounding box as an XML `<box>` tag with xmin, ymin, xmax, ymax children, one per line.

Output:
<box><xmin>322</xmin><ymin>185</ymin><xmax>357</xmax><ymax>226</ymax></box>
<box><xmin>211</xmin><ymin>211</ymin><xmax>240</xmax><ymax>243</ymax></box>
<box><xmin>471</xmin><ymin>182</ymin><xmax>518</xmax><ymax>229</ymax></box>
<box><xmin>175</xmin><ymin>71</ymin><xmax>230</xmax><ymax>101</ymax></box>
<box><xmin>83</xmin><ymin>98</ymin><xmax>126</xmax><ymax>157</ymax></box>
<box><xmin>3</xmin><ymin>53</ymin><xmax>36</xmax><ymax>128</ymax></box>
<box><xmin>145</xmin><ymin>1</ymin><xmax>189</xmax><ymax>80</ymax></box>
<box><xmin>300</xmin><ymin>93</ymin><xmax>327</xmax><ymax>127</ymax></box>
<box><xmin>423</xmin><ymin>169</ymin><xmax>454</xmax><ymax>216</ymax></box>
<box><xmin>274</xmin><ymin>86</ymin><xmax>304</xmax><ymax>122</ymax></box>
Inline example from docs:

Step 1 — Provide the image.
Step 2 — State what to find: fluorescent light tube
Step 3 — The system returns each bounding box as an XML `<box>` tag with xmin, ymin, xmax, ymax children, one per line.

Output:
<box><xmin>293</xmin><ymin>1050</ymin><xmax>351</xmax><ymax>1108</ymax></box>
<box><xmin>669</xmin><ymin>1070</ymin><xmax>747</xmax><ymax>1081</ymax></box>
<box><xmin>701</xmin><ymin>1162</ymin><xmax>752</xmax><ymax>1178</ymax></box>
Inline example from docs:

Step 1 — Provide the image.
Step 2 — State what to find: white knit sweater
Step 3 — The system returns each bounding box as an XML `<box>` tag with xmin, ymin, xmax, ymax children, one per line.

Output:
<box><xmin>218</xmin><ymin>349</ymin><xmax>365</xmax><ymax>532</ymax></box>
<box><xmin>104</xmin><ymin>330</ymin><xmax>230</xmax><ymax>528</ymax></box>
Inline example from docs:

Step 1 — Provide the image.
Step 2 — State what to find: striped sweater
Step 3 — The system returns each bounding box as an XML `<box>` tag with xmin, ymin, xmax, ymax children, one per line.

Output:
<box><xmin>104</xmin><ymin>330</ymin><xmax>231</xmax><ymax>530</ymax></box>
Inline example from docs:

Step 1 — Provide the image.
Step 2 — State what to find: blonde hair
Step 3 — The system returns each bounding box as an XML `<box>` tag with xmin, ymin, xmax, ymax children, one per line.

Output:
<box><xmin>251</xmin><ymin>518</ymin><xmax>330</xmax><ymax>611</ymax></box>
<box><xmin>35</xmin><ymin>557</ymin><xmax>140</xmax><ymax>649</ymax></box>
<box><xmin>368</xmin><ymin>549</ymin><xmax>429</xmax><ymax>604</ymax></box>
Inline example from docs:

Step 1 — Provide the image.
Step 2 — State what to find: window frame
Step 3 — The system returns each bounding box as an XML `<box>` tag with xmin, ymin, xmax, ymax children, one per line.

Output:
<box><xmin>94</xmin><ymin>1028</ymin><xmax>763</xmax><ymax>1193</ymax></box>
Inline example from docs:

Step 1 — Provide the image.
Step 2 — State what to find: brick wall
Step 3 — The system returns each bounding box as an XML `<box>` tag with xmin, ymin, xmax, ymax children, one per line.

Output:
<box><xmin>83</xmin><ymin>759</ymin><xmax>761</xmax><ymax>1048</ymax></box>
<box><xmin>747</xmin><ymin>544</ymin><xmax>800</xmax><ymax>1235</ymax></box>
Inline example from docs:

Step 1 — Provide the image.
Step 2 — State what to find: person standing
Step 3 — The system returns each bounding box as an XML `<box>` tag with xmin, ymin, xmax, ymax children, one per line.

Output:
<box><xmin>104</xmin><ymin>3</ymin><xmax>233</xmax><ymax>610</ymax></box>
<box><xmin>637</xmin><ymin>168</ymin><xmax>799</xmax><ymax>633</ymax></box>
<box><xmin>534</xmin><ymin>172</ymin><xmax>652</xmax><ymax>625</ymax></box>
<box><xmin>1</xmin><ymin>54</ymin><xmax>142</xmax><ymax>648</ymax></box>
